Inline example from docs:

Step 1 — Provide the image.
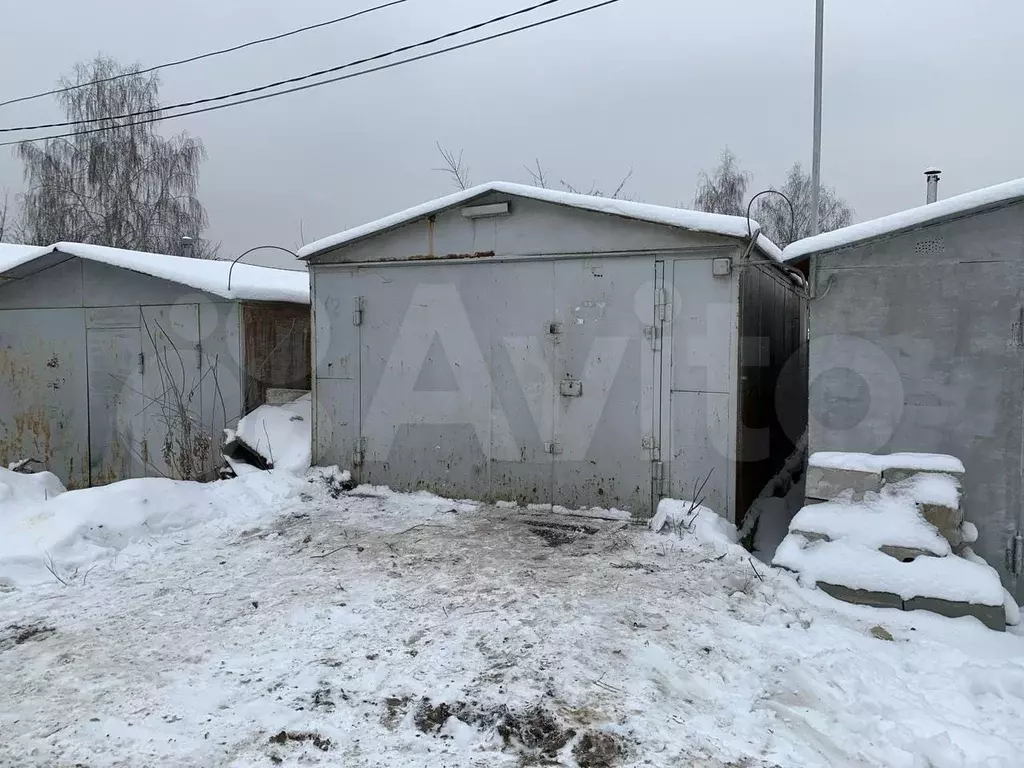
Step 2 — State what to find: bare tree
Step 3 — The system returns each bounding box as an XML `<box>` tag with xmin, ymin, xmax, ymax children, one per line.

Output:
<box><xmin>693</xmin><ymin>148</ymin><xmax>750</xmax><ymax>216</ymax></box>
<box><xmin>17</xmin><ymin>56</ymin><xmax>216</xmax><ymax>257</ymax></box>
<box><xmin>752</xmin><ymin>162</ymin><xmax>853</xmax><ymax>248</ymax></box>
<box><xmin>0</xmin><ymin>190</ymin><xmax>9</xmax><ymax>242</ymax></box>
<box><xmin>433</xmin><ymin>146</ymin><xmax>634</xmax><ymax>199</ymax></box>
<box><xmin>434</xmin><ymin>143</ymin><xmax>472</xmax><ymax>191</ymax></box>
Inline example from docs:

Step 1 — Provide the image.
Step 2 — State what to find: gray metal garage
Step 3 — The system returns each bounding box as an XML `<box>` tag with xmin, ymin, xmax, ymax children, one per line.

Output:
<box><xmin>783</xmin><ymin>176</ymin><xmax>1024</xmax><ymax>602</ymax></box>
<box><xmin>0</xmin><ymin>242</ymin><xmax>310</xmax><ymax>488</ymax></box>
<box><xmin>300</xmin><ymin>182</ymin><xmax>807</xmax><ymax>524</ymax></box>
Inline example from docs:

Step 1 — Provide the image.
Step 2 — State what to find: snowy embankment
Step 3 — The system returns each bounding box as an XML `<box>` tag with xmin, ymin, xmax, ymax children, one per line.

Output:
<box><xmin>2</xmin><ymin>470</ymin><xmax>1024</xmax><ymax>767</ymax></box>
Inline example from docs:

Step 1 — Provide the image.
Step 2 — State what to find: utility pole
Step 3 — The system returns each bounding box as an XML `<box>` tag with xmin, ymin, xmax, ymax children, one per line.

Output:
<box><xmin>810</xmin><ymin>0</ymin><xmax>824</xmax><ymax>236</ymax></box>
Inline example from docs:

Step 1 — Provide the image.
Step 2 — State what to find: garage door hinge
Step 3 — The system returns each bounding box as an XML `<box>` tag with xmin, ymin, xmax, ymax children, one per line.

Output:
<box><xmin>545</xmin><ymin>442</ymin><xmax>563</xmax><ymax>456</ymax></box>
<box><xmin>353</xmin><ymin>297</ymin><xmax>365</xmax><ymax>327</ymax></box>
<box><xmin>195</xmin><ymin>342</ymin><xmax>203</xmax><ymax>369</ymax></box>
<box><xmin>651</xmin><ymin>461</ymin><xmax>666</xmax><ymax>494</ymax></box>
<box><xmin>1008</xmin><ymin>532</ymin><xmax>1024</xmax><ymax>576</ymax></box>
<box><xmin>137</xmin><ymin>352</ymin><xmax>145</xmax><ymax>375</ymax></box>
<box><xmin>353</xmin><ymin>437</ymin><xmax>366</xmax><ymax>467</ymax></box>
<box><xmin>643</xmin><ymin>325</ymin><xmax>662</xmax><ymax>351</ymax></box>
<box><xmin>642</xmin><ymin>435</ymin><xmax>661</xmax><ymax>461</ymax></box>
<box><xmin>655</xmin><ymin>287</ymin><xmax>668</xmax><ymax>323</ymax></box>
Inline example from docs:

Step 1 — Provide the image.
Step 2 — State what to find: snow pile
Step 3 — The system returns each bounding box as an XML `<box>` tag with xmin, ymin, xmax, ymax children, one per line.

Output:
<box><xmin>775</xmin><ymin>535</ymin><xmax>1004</xmax><ymax>606</ymax></box>
<box><xmin>0</xmin><ymin>467</ymin><xmax>66</xmax><ymax>507</ymax></box>
<box><xmin>650</xmin><ymin>498</ymin><xmax>740</xmax><ymax>557</ymax></box>
<box><xmin>789</xmin><ymin>495</ymin><xmax>952</xmax><ymax>556</ymax></box>
<box><xmin>0</xmin><ymin>472</ymin><xmax>304</xmax><ymax>587</ymax></box>
<box><xmin>230</xmin><ymin>394</ymin><xmax>312</xmax><ymax>474</ymax></box>
<box><xmin>809</xmin><ymin>451</ymin><xmax>965</xmax><ymax>474</ymax></box>
<box><xmin>774</xmin><ymin>475</ymin><xmax>1006</xmax><ymax>613</ymax></box>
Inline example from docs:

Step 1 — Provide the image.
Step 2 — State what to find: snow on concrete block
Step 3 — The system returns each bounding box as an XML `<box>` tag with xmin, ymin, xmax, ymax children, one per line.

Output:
<box><xmin>789</xmin><ymin>497</ymin><xmax>951</xmax><ymax>557</ymax></box>
<box><xmin>816</xmin><ymin>582</ymin><xmax>903</xmax><ymax>610</ymax></box>
<box><xmin>810</xmin><ymin>452</ymin><xmax>965</xmax><ymax>475</ymax></box>
<box><xmin>904</xmin><ymin>596</ymin><xmax>1005</xmax><ymax>632</ymax></box>
<box><xmin>883</xmin><ymin>465</ymin><xmax>964</xmax><ymax>485</ymax></box>
<box><xmin>805</xmin><ymin>466</ymin><xmax>881</xmax><ymax>502</ymax></box>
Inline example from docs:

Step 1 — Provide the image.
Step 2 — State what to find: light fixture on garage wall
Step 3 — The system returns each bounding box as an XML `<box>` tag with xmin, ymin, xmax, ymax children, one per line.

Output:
<box><xmin>461</xmin><ymin>202</ymin><xmax>511</xmax><ymax>219</ymax></box>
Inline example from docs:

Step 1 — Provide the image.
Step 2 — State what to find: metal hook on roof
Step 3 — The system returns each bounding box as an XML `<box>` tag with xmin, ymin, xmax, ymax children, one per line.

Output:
<box><xmin>226</xmin><ymin>245</ymin><xmax>299</xmax><ymax>292</ymax></box>
<box><xmin>745</xmin><ymin>189</ymin><xmax>796</xmax><ymax>247</ymax></box>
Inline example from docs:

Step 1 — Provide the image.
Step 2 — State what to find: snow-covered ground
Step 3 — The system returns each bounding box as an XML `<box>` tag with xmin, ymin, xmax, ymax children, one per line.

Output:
<box><xmin>3</xmin><ymin>471</ymin><xmax>1024</xmax><ymax>767</ymax></box>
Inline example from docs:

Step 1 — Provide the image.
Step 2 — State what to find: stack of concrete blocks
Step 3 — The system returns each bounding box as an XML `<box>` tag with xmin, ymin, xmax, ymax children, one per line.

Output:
<box><xmin>800</xmin><ymin>453</ymin><xmax>1004</xmax><ymax>631</ymax></box>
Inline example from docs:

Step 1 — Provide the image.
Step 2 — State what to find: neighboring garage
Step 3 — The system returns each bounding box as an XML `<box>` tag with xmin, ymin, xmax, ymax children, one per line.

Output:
<box><xmin>783</xmin><ymin>176</ymin><xmax>1024</xmax><ymax>602</ymax></box>
<box><xmin>0</xmin><ymin>242</ymin><xmax>310</xmax><ymax>488</ymax></box>
<box><xmin>300</xmin><ymin>182</ymin><xmax>807</xmax><ymax>524</ymax></box>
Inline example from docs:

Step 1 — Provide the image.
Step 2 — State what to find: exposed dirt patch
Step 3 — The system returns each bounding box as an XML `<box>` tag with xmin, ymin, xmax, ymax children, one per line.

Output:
<box><xmin>529</xmin><ymin>527</ymin><xmax>578</xmax><ymax>547</ymax></box>
<box><xmin>413</xmin><ymin>697</ymin><xmax>576</xmax><ymax>760</ymax></box>
<box><xmin>497</xmin><ymin>703</ymin><xmax>576</xmax><ymax>757</ymax></box>
<box><xmin>572</xmin><ymin>730</ymin><xmax>628</xmax><ymax>767</ymax></box>
<box><xmin>0</xmin><ymin>623</ymin><xmax>56</xmax><ymax>652</ymax></box>
<box><xmin>381</xmin><ymin>695</ymin><xmax>411</xmax><ymax>728</ymax></box>
<box><xmin>268</xmin><ymin>730</ymin><xmax>332</xmax><ymax>752</ymax></box>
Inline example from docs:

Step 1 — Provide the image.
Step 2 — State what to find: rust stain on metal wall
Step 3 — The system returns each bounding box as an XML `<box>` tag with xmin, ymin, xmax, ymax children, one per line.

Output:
<box><xmin>243</xmin><ymin>302</ymin><xmax>312</xmax><ymax>413</ymax></box>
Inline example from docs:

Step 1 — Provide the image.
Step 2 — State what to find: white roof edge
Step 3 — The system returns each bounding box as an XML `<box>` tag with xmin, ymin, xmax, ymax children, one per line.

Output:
<box><xmin>0</xmin><ymin>242</ymin><xmax>309</xmax><ymax>304</ymax></box>
<box><xmin>297</xmin><ymin>181</ymin><xmax>785</xmax><ymax>262</ymax></box>
<box><xmin>782</xmin><ymin>176</ymin><xmax>1024</xmax><ymax>261</ymax></box>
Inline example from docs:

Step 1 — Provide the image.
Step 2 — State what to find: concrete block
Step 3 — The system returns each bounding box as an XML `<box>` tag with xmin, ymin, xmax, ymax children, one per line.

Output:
<box><xmin>882</xmin><ymin>466</ymin><xmax>964</xmax><ymax>486</ymax></box>
<box><xmin>919</xmin><ymin>503</ymin><xmax>965</xmax><ymax>547</ymax></box>
<box><xmin>904</xmin><ymin>596</ymin><xmax>1005</xmax><ymax>632</ymax></box>
<box><xmin>791</xmin><ymin>529</ymin><xmax>829</xmax><ymax>543</ymax></box>
<box><xmin>878</xmin><ymin>544</ymin><xmax>937</xmax><ymax>562</ymax></box>
<box><xmin>816</xmin><ymin>582</ymin><xmax>903</xmax><ymax>610</ymax></box>
<box><xmin>805</xmin><ymin>466</ymin><xmax>881</xmax><ymax>502</ymax></box>
<box><xmin>802</xmin><ymin>497</ymin><xmax>828</xmax><ymax>507</ymax></box>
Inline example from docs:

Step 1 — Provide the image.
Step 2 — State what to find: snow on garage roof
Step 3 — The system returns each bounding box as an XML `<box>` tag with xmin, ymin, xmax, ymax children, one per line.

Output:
<box><xmin>783</xmin><ymin>176</ymin><xmax>1024</xmax><ymax>262</ymax></box>
<box><xmin>297</xmin><ymin>181</ymin><xmax>784</xmax><ymax>262</ymax></box>
<box><xmin>0</xmin><ymin>242</ymin><xmax>309</xmax><ymax>304</ymax></box>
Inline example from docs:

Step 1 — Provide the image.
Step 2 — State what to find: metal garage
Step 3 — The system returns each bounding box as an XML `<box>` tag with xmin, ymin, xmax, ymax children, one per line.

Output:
<box><xmin>301</xmin><ymin>182</ymin><xmax>806</xmax><ymax>523</ymax></box>
<box><xmin>0</xmin><ymin>242</ymin><xmax>310</xmax><ymax>488</ymax></box>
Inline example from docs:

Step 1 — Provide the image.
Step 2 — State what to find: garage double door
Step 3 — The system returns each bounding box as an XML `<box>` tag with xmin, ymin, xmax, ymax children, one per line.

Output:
<box><xmin>323</xmin><ymin>257</ymin><xmax>665</xmax><ymax>514</ymax></box>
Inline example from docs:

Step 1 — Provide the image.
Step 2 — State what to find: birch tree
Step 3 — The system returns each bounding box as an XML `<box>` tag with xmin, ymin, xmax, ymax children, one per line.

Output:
<box><xmin>18</xmin><ymin>56</ymin><xmax>216</xmax><ymax>257</ymax></box>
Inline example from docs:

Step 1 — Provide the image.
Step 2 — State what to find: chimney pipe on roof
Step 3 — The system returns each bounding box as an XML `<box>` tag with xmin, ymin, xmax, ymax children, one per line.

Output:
<box><xmin>925</xmin><ymin>168</ymin><xmax>941</xmax><ymax>204</ymax></box>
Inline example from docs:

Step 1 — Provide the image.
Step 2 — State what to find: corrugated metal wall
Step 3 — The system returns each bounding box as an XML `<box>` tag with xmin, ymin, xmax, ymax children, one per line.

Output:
<box><xmin>735</xmin><ymin>260</ymin><xmax>808</xmax><ymax>527</ymax></box>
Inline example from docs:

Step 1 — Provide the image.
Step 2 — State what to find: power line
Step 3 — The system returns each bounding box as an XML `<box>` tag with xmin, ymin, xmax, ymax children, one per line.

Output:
<box><xmin>2</xmin><ymin>0</ymin><xmax>624</xmax><ymax>149</ymax></box>
<box><xmin>0</xmin><ymin>0</ymin><xmax>574</xmax><ymax>135</ymax></box>
<box><xmin>0</xmin><ymin>0</ymin><xmax>412</xmax><ymax>110</ymax></box>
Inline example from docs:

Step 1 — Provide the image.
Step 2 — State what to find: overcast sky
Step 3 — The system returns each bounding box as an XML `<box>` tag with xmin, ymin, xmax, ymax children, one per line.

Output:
<box><xmin>1</xmin><ymin>0</ymin><xmax>1022</xmax><ymax>268</ymax></box>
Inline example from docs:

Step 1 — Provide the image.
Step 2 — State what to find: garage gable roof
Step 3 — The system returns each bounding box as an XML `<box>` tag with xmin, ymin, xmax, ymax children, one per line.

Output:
<box><xmin>783</xmin><ymin>176</ymin><xmax>1024</xmax><ymax>262</ymax></box>
<box><xmin>0</xmin><ymin>242</ymin><xmax>309</xmax><ymax>304</ymax></box>
<box><xmin>297</xmin><ymin>181</ymin><xmax>783</xmax><ymax>262</ymax></box>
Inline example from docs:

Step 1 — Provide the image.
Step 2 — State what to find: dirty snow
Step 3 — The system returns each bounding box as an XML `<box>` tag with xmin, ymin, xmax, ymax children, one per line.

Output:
<box><xmin>783</xmin><ymin>175</ymin><xmax>1024</xmax><ymax>260</ymax></box>
<box><xmin>232</xmin><ymin>395</ymin><xmax>313</xmax><ymax>474</ymax></box>
<box><xmin>297</xmin><ymin>181</ymin><xmax>785</xmax><ymax>262</ymax></box>
<box><xmin>0</xmin><ymin>467</ymin><xmax>65</xmax><ymax>508</ymax></box>
<box><xmin>789</xmin><ymin>496</ymin><xmax>952</xmax><ymax>556</ymax></box>
<box><xmin>809</xmin><ymin>451</ymin><xmax>965</xmax><ymax>474</ymax></box>
<box><xmin>3</xmin><ymin>479</ymin><xmax>1024</xmax><ymax>766</ymax></box>
<box><xmin>0</xmin><ymin>242</ymin><xmax>309</xmax><ymax>303</ymax></box>
<box><xmin>0</xmin><ymin>472</ymin><xmax>300</xmax><ymax>588</ymax></box>
<box><xmin>774</xmin><ymin>534</ymin><xmax>1005</xmax><ymax>606</ymax></box>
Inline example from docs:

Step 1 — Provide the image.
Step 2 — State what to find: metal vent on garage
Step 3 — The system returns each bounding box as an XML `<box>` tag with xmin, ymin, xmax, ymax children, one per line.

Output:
<box><xmin>914</xmin><ymin>238</ymin><xmax>945</xmax><ymax>254</ymax></box>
